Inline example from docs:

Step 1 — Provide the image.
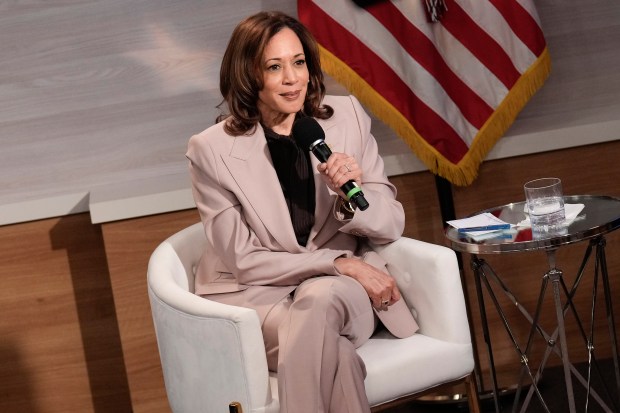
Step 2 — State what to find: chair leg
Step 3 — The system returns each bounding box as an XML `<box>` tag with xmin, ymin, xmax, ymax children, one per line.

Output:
<box><xmin>229</xmin><ymin>401</ymin><xmax>243</xmax><ymax>413</ymax></box>
<box><xmin>465</xmin><ymin>371</ymin><xmax>481</xmax><ymax>413</ymax></box>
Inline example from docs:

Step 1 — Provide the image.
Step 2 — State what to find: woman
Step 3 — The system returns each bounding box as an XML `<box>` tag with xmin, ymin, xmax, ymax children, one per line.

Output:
<box><xmin>186</xmin><ymin>11</ymin><xmax>418</xmax><ymax>413</ymax></box>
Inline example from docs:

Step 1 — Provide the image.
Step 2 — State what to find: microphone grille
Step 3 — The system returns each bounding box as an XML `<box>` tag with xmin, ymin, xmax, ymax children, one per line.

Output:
<box><xmin>292</xmin><ymin>117</ymin><xmax>325</xmax><ymax>150</ymax></box>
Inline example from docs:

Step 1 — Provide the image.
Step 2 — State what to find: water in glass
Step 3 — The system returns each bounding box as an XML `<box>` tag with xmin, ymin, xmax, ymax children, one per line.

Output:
<box><xmin>528</xmin><ymin>196</ymin><xmax>565</xmax><ymax>227</ymax></box>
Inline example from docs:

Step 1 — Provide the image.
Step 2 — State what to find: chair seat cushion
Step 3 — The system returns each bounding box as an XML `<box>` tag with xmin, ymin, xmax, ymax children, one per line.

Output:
<box><xmin>358</xmin><ymin>329</ymin><xmax>474</xmax><ymax>406</ymax></box>
<box><xmin>267</xmin><ymin>329</ymin><xmax>473</xmax><ymax>408</ymax></box>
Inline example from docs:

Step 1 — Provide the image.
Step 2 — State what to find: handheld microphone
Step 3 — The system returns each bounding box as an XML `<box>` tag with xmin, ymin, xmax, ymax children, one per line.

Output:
<box><xmin>292</xmin><ymin>117</ymin><xmax>369</xmax><ymax>211</ymax></box>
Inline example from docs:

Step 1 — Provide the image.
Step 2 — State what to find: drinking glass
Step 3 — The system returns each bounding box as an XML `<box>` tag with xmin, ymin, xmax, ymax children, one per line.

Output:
<box><xmin>524</xmin><ymin>177</ymin><xmax>565</xmax><ymax>230</ymax></box>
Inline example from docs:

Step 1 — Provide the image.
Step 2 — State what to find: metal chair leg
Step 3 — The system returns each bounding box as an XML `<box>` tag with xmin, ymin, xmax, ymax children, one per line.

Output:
<box><xmin>229</xmin><ymin>401</ymin><xmax>243</xmax><ymax>413</ymax></box>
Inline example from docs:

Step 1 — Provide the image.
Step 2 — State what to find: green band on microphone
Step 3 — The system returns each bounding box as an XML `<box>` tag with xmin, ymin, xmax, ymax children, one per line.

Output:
<box><xmin>345</xmin><ymin>187</ymin><xmax>362</xmax><ymax>200</ymax></box>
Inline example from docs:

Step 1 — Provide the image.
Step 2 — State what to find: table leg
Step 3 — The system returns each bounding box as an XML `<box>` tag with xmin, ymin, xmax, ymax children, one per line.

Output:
<box><xmin>470</xmin><ymin>240</ymin><xmax>619</xmax><ymax>413</ymax></box>
<box><xmin>544</xmin><ymin>242</ymin><xmax>618</xmax><ymax>413</ymax></box>
<box><xmin>547</xmin><ymin>265</ymin><xmax>577</xmax><ymax>413</ymax></box>
<box><xmin>471</xmin><ymin>256</ymin><xmax>501</xmax><ymax>413</ymax></box>
<box><xmin>520</xmin><ymin>240</ymin><xmax>615</xmax><ymax>413</ymax></box>
<box><xmin>473</xmin><ymin>257</ymin><xmax>551</xmax><ymax>413</ymax></box>
<box><xmin>514</xmin><ymin>273</ymin><xmax>551</xmax><ymax>413</ymax></box>
<box><xmin>596</xmin><ymin>237</ymin><xmax>620</xmax><ymax>410</ymax></box>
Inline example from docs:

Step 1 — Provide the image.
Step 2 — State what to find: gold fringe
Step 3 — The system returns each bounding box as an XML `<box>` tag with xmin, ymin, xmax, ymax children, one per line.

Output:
<box><xmin>319</xmin><ymin>45</ymin><xmax>552</xmax><ymax>186</ymax></box>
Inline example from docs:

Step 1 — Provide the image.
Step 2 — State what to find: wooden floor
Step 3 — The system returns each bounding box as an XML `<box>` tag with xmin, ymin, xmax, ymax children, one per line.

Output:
<box><xmin>387</xmin><ymin>362</ymin><xmax>620</xmax><ymax>413</ymax></box>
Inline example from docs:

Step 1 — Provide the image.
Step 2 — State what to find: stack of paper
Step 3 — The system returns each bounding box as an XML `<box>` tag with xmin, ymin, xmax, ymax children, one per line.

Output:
<box><xmin>447</xmin><ymin>213</ymin><xmax>513</xmax><ymax>241</ymax></box>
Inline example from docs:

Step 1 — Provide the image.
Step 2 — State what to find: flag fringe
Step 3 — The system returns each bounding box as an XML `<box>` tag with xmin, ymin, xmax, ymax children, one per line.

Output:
<box><xmin>318</xmin><ymin>45</ymin><xmax>551</xmax><ymax>186</ymax></box>
<box><xmin>457</xmin><ymin>47</ymin><xmax>552</xmax><ymax>185</ymax></box>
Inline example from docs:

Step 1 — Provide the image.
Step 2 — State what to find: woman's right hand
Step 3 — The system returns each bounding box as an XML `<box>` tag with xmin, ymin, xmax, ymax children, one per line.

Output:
<box><xmin>334</xmin><ymin>257</ymin><xmax>401</xmax><ymax>310</ymax></box>
<box><xmin>317</xmin><ymin>152</ymin><xmax>361</xmax><ymax>200</ymax></box>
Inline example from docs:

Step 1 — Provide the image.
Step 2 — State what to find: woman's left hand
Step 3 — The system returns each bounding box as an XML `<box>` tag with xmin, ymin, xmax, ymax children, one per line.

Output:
<box><xmin>334</xmin><ymin>257</ymin><xmax>401</xmax><ymax>310</ymax></box>
<box><xmin>316</xmin><ymin>152</ymin><xmax>361</xmax><ymax>199</ymax></box>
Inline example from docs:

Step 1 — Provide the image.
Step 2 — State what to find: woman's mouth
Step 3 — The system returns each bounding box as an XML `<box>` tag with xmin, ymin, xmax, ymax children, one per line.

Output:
<box><xmin>280</xmin><ymin>90</ymin><xmax>301</xmax><ymax>101</ymax></box>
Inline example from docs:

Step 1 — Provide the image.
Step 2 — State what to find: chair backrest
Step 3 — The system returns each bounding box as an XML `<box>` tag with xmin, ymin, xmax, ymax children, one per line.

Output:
<box><xmin>157</xmin><ymin>222</ymin><xmax>205</xmax><ymax>293</ymax></box>
<box><xmin>147</xmin><ymin>223</ymin><xmax>277</xmax><ymax>413</ymax></box>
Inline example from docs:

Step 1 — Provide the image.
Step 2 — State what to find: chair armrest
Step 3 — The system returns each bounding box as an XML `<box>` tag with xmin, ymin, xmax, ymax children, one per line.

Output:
<box><xmin>148</xmin><ymin>241</ymin><xmax>276</xmax><ymax>412</ymax></box>
<box><xmin>371</xmin><ymin>237</ymin><xmax>471</xmax><ymax>344</ymax></box>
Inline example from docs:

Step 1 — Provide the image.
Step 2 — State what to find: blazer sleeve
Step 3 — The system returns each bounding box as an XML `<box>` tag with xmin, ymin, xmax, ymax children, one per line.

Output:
<box><xmin>187</xmin><ymin>132</ymin><xmax>352</xmax><ymax>287</ymax></box>
<box><xmin>335</xmin><ymin>95</ymin><xmax>405</xmax><ymax>244</ymax></box>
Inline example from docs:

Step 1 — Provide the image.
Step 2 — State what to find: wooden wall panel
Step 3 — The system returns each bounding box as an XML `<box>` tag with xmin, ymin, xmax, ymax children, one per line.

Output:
<box><xmin>391</xmin><ymin>171</ymin><xmax>445</xmax><ymax>245</ymax></box>
<box><xmin>0</xmin><ymin>213</ymin><xmax>131</xmax><ymax>413</ymax></box>
<box><xmin>100</xmin><ymin>208</ymin><xmax>200</xmax><ymax>413</ymax></box>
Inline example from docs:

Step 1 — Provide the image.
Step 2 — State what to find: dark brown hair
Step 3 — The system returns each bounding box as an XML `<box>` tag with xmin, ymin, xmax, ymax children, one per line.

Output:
<box><xmin>216</xmin><ymin>11</ymin><xmax>333</xmax><ymax>136</ymax></box>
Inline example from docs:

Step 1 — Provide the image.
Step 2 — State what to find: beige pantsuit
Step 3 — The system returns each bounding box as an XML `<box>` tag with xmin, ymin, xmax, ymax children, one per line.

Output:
<box><xmin>187</xmin><ymin>95</ymin><xmax>418</xmax><ymax>412</ymax></box>
<box><xmin>210</xmin><ymin>275</ymin><xmax>376</xmax><ymax>413</ymax></box>
<box><xmin>275</xmin><ymin>276</ymin><xmax>376</xmax><ymax>413</ymax></box>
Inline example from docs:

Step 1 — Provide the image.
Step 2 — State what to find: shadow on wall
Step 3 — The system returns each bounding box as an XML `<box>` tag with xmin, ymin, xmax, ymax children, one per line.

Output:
<box><xmin>50</xmin><ymin>215</ymin><xmax>133</xmax><ymax>413</ymax></box>
<box><xmin>0</xmin><ymin>340</ymin><xmax>39</xmax><ymax>413</ymax></box>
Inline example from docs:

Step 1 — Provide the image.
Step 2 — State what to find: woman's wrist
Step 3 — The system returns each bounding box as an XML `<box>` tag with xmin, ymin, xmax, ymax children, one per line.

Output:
<box><xmin>334</xmin><ymin>257</ymin><xmax>353</xmax><ymax>277</ymax></box>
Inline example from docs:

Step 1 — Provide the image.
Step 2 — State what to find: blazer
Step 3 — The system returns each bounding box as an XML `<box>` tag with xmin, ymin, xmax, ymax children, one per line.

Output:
<box><xmin>186</xmin><ymin>95</ymin><xmax>417</xmax><ymax>337</ymax></box>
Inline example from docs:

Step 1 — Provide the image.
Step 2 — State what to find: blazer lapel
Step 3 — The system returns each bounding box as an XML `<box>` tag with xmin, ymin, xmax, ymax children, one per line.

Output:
<box><xmin>221</xmin><ymin>129</ymin><xmax>301</xmax><ymax>252</ymax></box>
<box><xmin>220</xmin><ymin>119</ymin><xmax>346</xmax><ymax>251</ymax></box>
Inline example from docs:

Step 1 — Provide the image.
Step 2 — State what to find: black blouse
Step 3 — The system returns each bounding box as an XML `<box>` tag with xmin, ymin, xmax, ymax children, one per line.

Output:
<box><xmin>264</xmin><ymin>127</ymin><xmax>316</xmax><ymax>246</ymax></box>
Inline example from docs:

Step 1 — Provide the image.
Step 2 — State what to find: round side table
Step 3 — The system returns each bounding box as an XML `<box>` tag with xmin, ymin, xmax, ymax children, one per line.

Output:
<box><xmin>445</xmin><ymin>195</ymin><xmax>620</xmax><ymax>413</ymax></box>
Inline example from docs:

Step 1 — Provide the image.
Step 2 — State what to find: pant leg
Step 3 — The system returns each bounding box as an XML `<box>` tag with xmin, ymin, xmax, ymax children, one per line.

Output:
<box><xmin>262</xmin><ymin>294</ymin><xmax>292</xmax><ymax>372</ymax></box>
<box><xmin>329</xmin><ymin>336</ymin><xmax>370</xmax><ymax>413</ymax></box>
<box><xmin>273</xmin><ymin>275</ymin><xmax>376</xmax><ymax>413</ymax></box>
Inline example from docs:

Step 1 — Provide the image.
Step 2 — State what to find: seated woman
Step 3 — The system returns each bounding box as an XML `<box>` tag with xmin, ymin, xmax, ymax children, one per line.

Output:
<box><xmin>186</xmin><ymin>10</ymin><xmax>418</xmax><ymax>413</ymax></box>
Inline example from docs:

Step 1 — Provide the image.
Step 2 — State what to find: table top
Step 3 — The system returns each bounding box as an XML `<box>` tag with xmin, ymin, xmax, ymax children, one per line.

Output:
<box><xmin>445</xmin><ymin>195</ymin><xmax>620</xmax><ymax>254</ymax></box>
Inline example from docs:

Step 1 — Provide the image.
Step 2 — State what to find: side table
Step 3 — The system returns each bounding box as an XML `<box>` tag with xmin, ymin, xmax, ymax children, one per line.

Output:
<box><xmin>445</xmin><ymin>195</ymin><xmax>620</xmax><ymax>413</ymax></box>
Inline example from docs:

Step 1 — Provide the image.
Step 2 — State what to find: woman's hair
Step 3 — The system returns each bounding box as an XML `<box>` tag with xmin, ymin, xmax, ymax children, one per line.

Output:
<box><xmin>216</xmin><ymin>11</ymin><xmax>333</xmax><ymax>136</ymax></box>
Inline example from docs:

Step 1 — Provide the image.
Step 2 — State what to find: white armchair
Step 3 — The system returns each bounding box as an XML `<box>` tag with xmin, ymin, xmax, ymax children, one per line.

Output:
<box><xmin>147</xmin><ymin>223</ymin><xmax>480</xmax><ymax>413</ymax></box>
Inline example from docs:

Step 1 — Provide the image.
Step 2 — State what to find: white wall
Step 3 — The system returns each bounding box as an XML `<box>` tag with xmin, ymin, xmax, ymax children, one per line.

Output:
<box><xmin>1</xmin><ymin>0</ymin><xmax>618</xmax><ymax>225</ymax></box>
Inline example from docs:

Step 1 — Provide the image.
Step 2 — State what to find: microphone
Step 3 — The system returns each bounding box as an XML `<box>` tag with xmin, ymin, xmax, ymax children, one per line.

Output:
<box><xmin>292</xmin><ymin>117</ymin><xmax>369</xmax><ymax>211</ymax></box>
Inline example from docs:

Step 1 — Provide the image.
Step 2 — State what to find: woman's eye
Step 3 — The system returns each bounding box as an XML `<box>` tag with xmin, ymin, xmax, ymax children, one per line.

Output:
<box><xmin>295</xmin><ymin>59</ymin><xmax>306</xmax><ymax>66</ymax></box>
<box><xmin>267</xmin><ymin>64</ymin><xmax>280</xmax><ymax>72</ymax></box>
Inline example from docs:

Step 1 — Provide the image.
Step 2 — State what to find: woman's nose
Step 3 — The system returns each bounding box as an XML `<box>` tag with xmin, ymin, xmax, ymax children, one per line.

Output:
<box><xmin>282</xmin><ymin>65</ymin><xmax>298</xmax><ymax>84</ymax></box>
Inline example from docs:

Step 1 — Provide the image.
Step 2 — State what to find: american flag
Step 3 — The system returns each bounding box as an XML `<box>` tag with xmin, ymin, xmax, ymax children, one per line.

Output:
<box><xmin>298</xmin><ymin>0</ymin><xmax>551</xmax><ymax>186</ymax></box>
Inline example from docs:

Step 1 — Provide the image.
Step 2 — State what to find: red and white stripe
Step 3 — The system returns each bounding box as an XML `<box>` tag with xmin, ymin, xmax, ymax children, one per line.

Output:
<box><xmin>298</xmin><ymin>0</ymin><xmax>547</xmax><ymax>168</ymax></box>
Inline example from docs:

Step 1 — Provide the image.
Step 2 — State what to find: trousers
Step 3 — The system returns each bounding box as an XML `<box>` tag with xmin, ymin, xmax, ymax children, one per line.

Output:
<box><xmin>262</xmin><ymin>276</ymin><xmax>377</xmax><ymax>413</ymax></box>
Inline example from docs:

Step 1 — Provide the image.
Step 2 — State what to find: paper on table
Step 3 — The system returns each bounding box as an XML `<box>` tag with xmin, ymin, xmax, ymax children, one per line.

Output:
<box><xmin>518</xmin><ymin>203</ymin><xmax>585</xmax><ymax>227</ymax></box>
<box><xmin>447</xmin><ymin>212</ymin><xmax>511</xmax><ymax>235</ymax></box>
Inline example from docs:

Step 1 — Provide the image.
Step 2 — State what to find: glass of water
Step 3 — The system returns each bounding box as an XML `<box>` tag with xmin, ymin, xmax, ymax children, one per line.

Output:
<box><xmin>524</xmin><ymin>177</ymin><xmax>566</xmax><ymax>231</ymax></box>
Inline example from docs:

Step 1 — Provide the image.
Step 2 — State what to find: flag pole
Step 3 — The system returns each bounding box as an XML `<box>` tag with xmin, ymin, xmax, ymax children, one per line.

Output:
<box><xmin>434</xmin><ymin>175</ymin><xmax>455</xmax><ymax>226</ymax></box>
<box><xmin>434</xmin><ymin>175</ymin><xmax>462</xmax><ymax>267</ymax></box>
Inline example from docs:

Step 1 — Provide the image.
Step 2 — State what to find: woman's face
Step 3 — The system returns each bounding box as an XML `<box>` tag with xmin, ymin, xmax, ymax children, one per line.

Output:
<box><xmin>257</xmin><ymin>28</ymin><xmax>309</xmax><ymax>128</ymax></box>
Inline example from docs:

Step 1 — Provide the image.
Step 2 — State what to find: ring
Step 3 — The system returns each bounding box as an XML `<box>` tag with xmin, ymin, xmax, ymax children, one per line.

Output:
<box><xmin>344</xmin><ymin>163</ymin><xmax>351</xmax><ymax>172</ymax></box>
<box><xmin>381</xmin><ymin>300</ymin><xmax>389</xmax><ymax>306</ymax></box>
